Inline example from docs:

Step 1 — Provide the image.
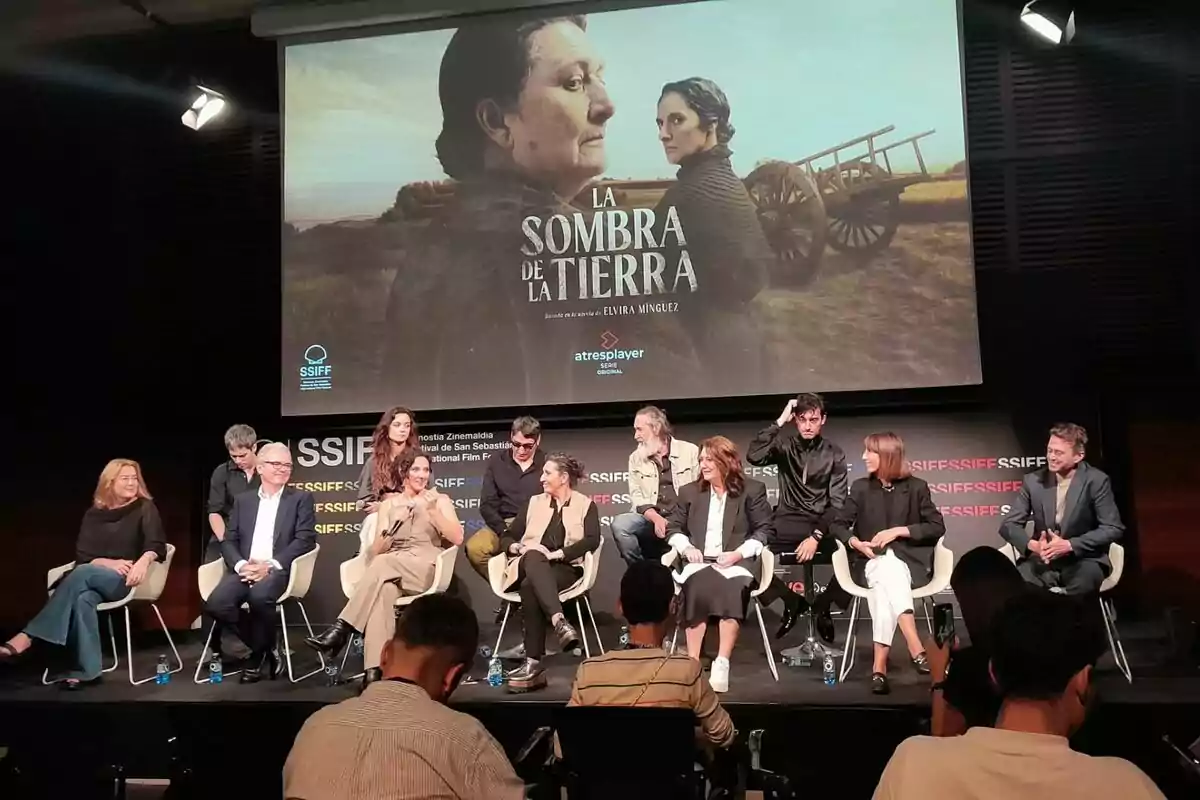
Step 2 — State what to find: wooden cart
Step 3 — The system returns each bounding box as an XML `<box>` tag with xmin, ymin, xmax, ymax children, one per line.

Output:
<box><xmin>743</xmin><ymin>125</ymin><xmax>937</xmax><ymax>283</ymax></box>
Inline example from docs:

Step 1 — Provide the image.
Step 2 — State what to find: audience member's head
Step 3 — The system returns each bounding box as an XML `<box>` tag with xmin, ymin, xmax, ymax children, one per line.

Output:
<box><xmin>989</xmin><ymin>591</ymin><xmax>1107</xmax><ymax>735</ymax></box>
<box><xmin>617</xmin><ymin>560</ymin><xmax>676</xmax><ymax>632</ymax></box>
<box><xmin>379</xmin><ymin>594</ymin><xmax>479</xmax><ymax>703</ymax></box>
<box><xmin>951</xmin><ymin>546</ymin><xmax>1028</xmax><ymax>652</ymax></box>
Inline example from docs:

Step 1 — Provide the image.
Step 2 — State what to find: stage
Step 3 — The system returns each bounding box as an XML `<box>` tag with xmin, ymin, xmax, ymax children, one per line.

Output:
<box><xmin>1</xmin><ymin>619</ymin><xmax>1198</xmax><ymax>798</ymax></box>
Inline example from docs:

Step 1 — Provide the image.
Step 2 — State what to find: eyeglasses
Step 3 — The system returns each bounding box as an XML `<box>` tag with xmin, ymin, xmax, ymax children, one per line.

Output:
<box><xmin>262</xmin><ymin>460</ymin><xmax>293</xmax><ymax>470</ymax></box>
<box><xmin>511</xmin><ymin>441</ymin><xmax>537</xmax><ymax>451</ymax></box>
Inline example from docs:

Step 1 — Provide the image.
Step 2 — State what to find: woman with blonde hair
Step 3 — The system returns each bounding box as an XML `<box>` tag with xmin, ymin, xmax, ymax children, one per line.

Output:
<box><xmin>831</xmin><ymin>433</ymin><xmax>945</xmax><ymax>695</ymax></box>
<box><xmin>0</xmin><ymin>459</ymin><xmax>167</xmax><ymax>688</ymax></box>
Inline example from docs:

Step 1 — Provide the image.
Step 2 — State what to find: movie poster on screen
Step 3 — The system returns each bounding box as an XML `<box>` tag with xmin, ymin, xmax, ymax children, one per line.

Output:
<box><xmin>282</xmin><ymin>0</ymin><xmax>980</xmax><ymax>415</ymax></box>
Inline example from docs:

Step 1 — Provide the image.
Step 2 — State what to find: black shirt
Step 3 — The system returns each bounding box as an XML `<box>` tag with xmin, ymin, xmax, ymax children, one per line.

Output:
<box><xmin>76</xmin><ymin>498</ymin><xmax>168</xmax><ymax>565</ymax></box>
<box><xmin>207</xmin><ymin>460</ymin><xmax>260</xmax><ymax>523</ymax></box>
<box><xmin>634</xmin><ymin>450</ymin><xmax>680</xmax><ymax>516</ymax></box>
<box><xmin>747</xmin><ymin>426</ymin><xmax>847</xmax><ymax>525</ymax></box>
<box><xmin>501</xmin><ymin>496</ymin><xmax>602</xmax><ymax>562</ymax></box>
<box><xmin>479</xmin><ymin>449</ymin><xmax>546</xmax><ymax>533</ymax></box>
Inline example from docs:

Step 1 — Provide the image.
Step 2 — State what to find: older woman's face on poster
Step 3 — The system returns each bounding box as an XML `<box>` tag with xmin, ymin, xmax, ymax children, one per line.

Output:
<box><xmin>504</xmin><ymin>21</ymin><xmax>614</xmax><ymax>196</ymax></box>
<box><xmin>657</xmin><ymin>91</ymin><xmax>715</xmax><ymax>165</ymax></box>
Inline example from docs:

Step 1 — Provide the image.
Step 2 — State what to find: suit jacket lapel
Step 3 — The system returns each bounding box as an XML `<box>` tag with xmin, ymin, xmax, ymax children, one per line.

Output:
<box><xmin>273</xmin><ymin>488</ymin><xmax>291</xmax><ymax>547</ymax></box>
<box><xmin>1060</xmin><ymin>463</ymin><xmax>1087</xmax><ymax>533</ymax></box>
<box><xmin>690</xmin><ymin>488</ymin><xmax>709</xmax><ymax>548</ymax></box>
<box><xmin>721</xmin><ymin>492</ymin><xmax>738</xmax><ymax>549</ymax></box>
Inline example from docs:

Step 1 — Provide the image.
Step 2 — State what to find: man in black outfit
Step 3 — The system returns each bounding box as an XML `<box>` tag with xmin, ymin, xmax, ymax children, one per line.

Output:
<box><xmin>205</xmin><ymin>424</ymin><xmax>261</xmax><ymax>563</ymax></box>
<box><xmin>748</xmin><ymin>393</ymin><xmax>849</xmax><ymax>641</ymax></box>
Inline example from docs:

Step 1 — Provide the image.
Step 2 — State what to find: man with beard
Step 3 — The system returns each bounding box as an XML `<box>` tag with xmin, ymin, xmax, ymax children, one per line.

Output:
<box><xmin>609</xmin><ymin>406</ymin><xmax>700</xmax><ymax>565</ymax></box>
<box><xmin>748</xmin><ymin>393</ymin><xmax>849</xmax><ymax>642</ymax></box>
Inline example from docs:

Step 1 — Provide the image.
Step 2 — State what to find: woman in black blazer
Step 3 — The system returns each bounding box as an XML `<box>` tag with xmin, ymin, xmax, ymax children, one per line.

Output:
<box><xmin>832</xmin><ymin>432</ymin><xmax>945</xmax><ymax>694</ymax></box>
<box><xmin>666</xmin><ymin>436</ymin><xmax>773</xmax><ymax>693</ymax></box>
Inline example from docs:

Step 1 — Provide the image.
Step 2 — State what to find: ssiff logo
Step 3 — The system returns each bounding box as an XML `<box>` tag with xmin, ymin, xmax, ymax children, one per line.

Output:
<box><xmin>299</xmin><ymin>344</ymin><xmax>332</xmax><ymax>392</ymax></box>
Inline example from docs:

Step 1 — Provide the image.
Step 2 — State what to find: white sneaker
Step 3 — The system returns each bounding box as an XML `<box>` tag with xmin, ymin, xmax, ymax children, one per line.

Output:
<box><xmin>709</xmin><ymin>656</ymin><xmax>730</xmax><ymax>693</ymax></box>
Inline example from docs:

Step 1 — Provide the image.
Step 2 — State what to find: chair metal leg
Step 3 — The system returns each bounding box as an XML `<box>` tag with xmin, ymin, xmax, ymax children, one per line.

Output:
<box><xmin>194</xmin><ymin>619</ymin><xmax>243</xmax><ymax>684</ymax></box>
<box><xmin>1101</xmin><ymin>596</ymin><xmax>1133</xmax><ymax>684</ymax></box>
<box><xmin>280</xmin><ymin>602</ymin><xmax>326</xmax><ymax>683</ymax></box>
<box><xmin>583</xmin><ymin>594</ymin><xmax>604</xmax><ymax>655</ymax></box>
<box><xmin>128</xmin><ymin>604</ymin><xmax>184</xmax><ymax>686</ymax></box>
<box><xmin>43</xmin><ymin>611</ymin><xmax>120</xmax><ymax>685</ymax></box>
<box><xmin>754</xmin><ymin>599</ymin><xmax>779</xmax><ymax>682</ymax></box>
<box><xmin>922</xmin><ymin>598</ymin><xmax>935</xmax><ymax>636</ymax></box>
<box><xmin>577</xmin><ymin>599</ymin><xmax>591</xmax><ymax>659</ymax></box>
<box><xmin>494</xmin><ymin>602</ymin><xmax>512</xmax><ymax>654</ymax></box>
<box><xmin>839</xmin><ymin>597</ymin><xmax>860</xmax><ymax>682</ymax></box>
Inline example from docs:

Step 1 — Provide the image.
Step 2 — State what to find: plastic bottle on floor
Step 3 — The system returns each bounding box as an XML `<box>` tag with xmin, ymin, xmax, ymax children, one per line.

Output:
<box><xmin>156</xmin><ymin>654</ymin><xmax>170</xmax><ymax>685</ymax></box>
<box><xmin>487</xmin><ymin>657</ymin><xmax>504</xmax><ymax>687</ymax></box>
<box><xmin>209</xmin><ymin>652</ymin><xmax>223</xmax><ymax>684</ymax></box>
<box><xmin>823</xmin><ymin>653</ymin><xmax>837</xmax><ymax>686</ymax></box>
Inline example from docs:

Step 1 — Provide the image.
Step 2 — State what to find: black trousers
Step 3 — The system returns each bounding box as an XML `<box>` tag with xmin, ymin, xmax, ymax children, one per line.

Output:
<box><xmin>760</xmin><ymin>516</ymin><xmax>851</xmax><ymax>612</ymax></box>
<box><xmin>1018</xmin><ymin>555</ymin><xmax>1107</xmax><ymax>595</ymax></box>
<box><xmin>205</xmin><ymin>570</ymin><xmax>288</xmax><ymax>656</ymax></box>
<box><xmin>517</xmin><ymin>551</ymin><xmax>581</xmax><ymax>659</ymax></box>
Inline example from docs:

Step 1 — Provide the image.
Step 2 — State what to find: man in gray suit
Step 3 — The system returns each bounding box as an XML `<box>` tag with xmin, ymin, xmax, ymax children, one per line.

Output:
<box><xmin>1000</xmin><ymin>423</ymin><xmax>1124</xmax><ymax>595</ymax></box>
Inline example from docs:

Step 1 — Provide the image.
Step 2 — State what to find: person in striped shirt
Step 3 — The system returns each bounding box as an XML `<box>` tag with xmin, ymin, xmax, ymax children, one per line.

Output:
<box><xmin>568</xmin><ymin>560</ymin><xmax>735</xmax><ymax>749</ymax></box>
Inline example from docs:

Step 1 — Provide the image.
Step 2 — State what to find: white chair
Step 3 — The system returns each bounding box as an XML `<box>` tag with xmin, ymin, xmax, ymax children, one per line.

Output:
<box><xmin>661</xmin><ymin>547</ymin><xmax>779</xmax><ymax>682</ymax></box>
<box><xmin>487</xmin><ymin>535</ymin><xmax>605</xmax><ymax>658</ymax></box>
<box><xmin>193</xmin><ymin>544</ymin><xmax>325</xmax><ymax>684</ymax></box>
<box><xmin>999</xmin><ymin>540</ymin><xmax>1131</xmax><ymax>683</ymax></box>
<box><xmin>42</xmin><ymin>544</ymin><xmax>182</xmax><ymax>686</ymax></box>
<box><xmin>832</xmin><ymin>537</ymin><xmax>953</xmax><ymax>681</ymax></box>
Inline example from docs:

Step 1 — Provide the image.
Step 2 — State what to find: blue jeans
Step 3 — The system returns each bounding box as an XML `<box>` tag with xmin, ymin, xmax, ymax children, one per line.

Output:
<box><xmin>25</xmin><ymin>564</ymin><xmax>129</xmax><ymax>681</ymax></box>
<box><xmin>610</xmin><ymin>512</ymin><xmax>669</xmax><ymax>565</ymax></box>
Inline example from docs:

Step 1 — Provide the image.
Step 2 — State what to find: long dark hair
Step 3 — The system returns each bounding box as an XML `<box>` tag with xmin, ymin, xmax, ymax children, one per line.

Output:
<box><xmin>371</xmin><ymin>406</ymin><xmax>419</xmax><ymax>494</ymax></box>
<box><xmin>698</xmin><ymin>435</ymin><xmax>746</xmax><ymax>496</ymax></box>
<box><xmin>436</xmin><ymin>15</ymin><xmax>587</xmax><ymax>179</ymax></box>
<box><xmin>660</xmin><ymin>77</ymin><xmax>735</xmax><ymax>145</ymax></box>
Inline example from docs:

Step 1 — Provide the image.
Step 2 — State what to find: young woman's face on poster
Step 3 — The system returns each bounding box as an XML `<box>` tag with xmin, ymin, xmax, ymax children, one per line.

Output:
<box><xmin>657</xmin><ymin>91</ymin><xmax>716</xmax><ymax>165</ymax></box>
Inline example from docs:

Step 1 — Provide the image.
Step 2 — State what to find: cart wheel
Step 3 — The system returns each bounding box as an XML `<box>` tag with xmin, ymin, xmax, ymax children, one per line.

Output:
<box><xmin>820</xmin><ymin>163</ymin><xmax>900</xmax><ymax>260</ymax></box>
<box><xmin>744</xmin><ymin>161</ymin><xmax>827</xmax><ymax>287</ymax></box>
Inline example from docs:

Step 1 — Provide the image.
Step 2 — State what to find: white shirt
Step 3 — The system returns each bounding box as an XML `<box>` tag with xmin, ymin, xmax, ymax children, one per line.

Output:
<box><xmin>873</xmin><ymin>727</ymin><xmax>1165</xmax><ymax>800</ymax></box>
<box><xmin>234</xmin><ymin>486</ymin><xmax>284</xmax><ymax>573</ymax></box>
<box><xmin>668</xmin><ymin>489</ymin><xmax>763</xmax><ymax>583</ymax></box>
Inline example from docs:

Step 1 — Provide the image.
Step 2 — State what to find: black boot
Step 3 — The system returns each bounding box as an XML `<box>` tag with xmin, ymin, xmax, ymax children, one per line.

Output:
<box><xmin>811</xmin><ymin>593</ymin><xmax>837</xmax><ymax>644</ymax></box>
<box><xmin>240</xmin><ymin>650</ymin><xmax>280</xmax><ymax>684</ymax></box>
<box><xmin>306</xmin><ymin>619</ymin><xmax>356</xmax><ymax>656</ymax></box>
<box><xmin>775</xmin><ymin>590</ymin><xmax>809</xmax><ymax>640</ymax></box>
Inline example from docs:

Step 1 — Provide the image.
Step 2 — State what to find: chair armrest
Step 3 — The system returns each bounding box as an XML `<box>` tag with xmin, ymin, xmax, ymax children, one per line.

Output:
<box><xmin>914</xmin><ymin>537</ymin><xmax>953</xmax><ymax>599</ymax></box>
<box><xmin>198</xmin><ymin>558</ymin><xmax>227</xmax><ymax>601</ymax></box>
<box><xmin>661</xmin><ymin>549</ymin><xmax>679</xmax><ymax>568</ymax></box>
<box><xmin>578</xmin><ymin>534</ymin><xmax>605</xmax><ymax>590</ymax></box>
<box><xmin>47</xmin><ymin>561</ymin><xmax>77</xmax><ymax>591</ymax></box>
<box><xmin>282</xmin><ymin>544</ymin><xmax>321</xmax><ymax>602</ymax></box>
<box><xmin>998</xmin><ymin>542</ymin><xmax>1019</xmax><ymax>564</ymax></box>
<box><xmin>134</xmin><ymin>543</ymin><xmax>175</xmax><ymax>602</ymax></box>
<box><xmin>832</xmin><ymin>540</ymin><xmax>871</xmax><ymax>598</ymax></box>
<box><xmin>751</xmin><ymin>548</ymin><xmax>775</xmax><ymax>597</ymax></box>
<box><xmin>1101</xmin><ymin>542</ymin><xmax>1124</xmax><ymax>592</ymax></box>
<box><xmin>340</xmin><ymin>554</ymin><xmax>368</xmax><ymax>599</ymax></box>
<box><xmin>487</xmin><ymin>552</ymin><xmax>508</xmax><ymax>595</ymax></box>
<box><xmin>359</xmin><ymin>513</ymin><xmax>378</xmax><ymax>556</ymax></box>
<box><xmin>429</xmin><ymin>546</ymin><xmax>459</xmax><ymax>594</ymax></box>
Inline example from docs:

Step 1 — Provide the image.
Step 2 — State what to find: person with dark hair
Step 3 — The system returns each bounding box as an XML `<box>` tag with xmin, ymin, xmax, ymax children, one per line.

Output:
<box><xmin>611</xmin><ymin>406</ymin><xmax>701</xmax><ymax>565</ymax></box>
<box><xmin>832</xmin><ymin>433</ymin><xmax>945</xmax><ymax>695</ymax></box>
<box><xmin>356</xmin><ymin>407</ymin><xmax>419</xmax><ymax>514</ymax></box>
<box><xmin>205</xmin><ymin>424</ymin><xmax>260</xmax><ymax>564</ymax></box>
<box><xmin>466</xmin><ymin>415</ymin><xmax>546</xmax><ymax>581</ymax></box>
<box><xmin>873</xmin><ymin>592</ymin><xmax>1165</xmax><ymax>799</ymax></box>
<box><xmin>381</xmin><ymin>15</ymin><xmax>625</xmax><ymax>408</ymax></box>
<box><xmin>655</xmin><ymin>76</ymin><xmax>772</xmax><ymax>385</ymax></box>
<box><xmin>749</xmin><ymin>393</ymin><xmax>851</xmax><ymax>640</ymax></box>
<box><xmin>308</xmin><ymin>450</ymin><xmax>463</xmax><ymax>677</ymax></box>
<box><xmin>665</xmin><ymin>436</ymin><xmax>772</xmax><ymax>692</ymax></box>
<box><xmin>929</xmin><ymin>546</ymin><xmax>1029</xmax><ymax>736</ymax></box>
<box><xmin>569</xmin><ymin>560</ymin><xmax>735</xmax><ymax>747</ymax></box>
<box><xmin>1000</xmin><ymin>423</ymin><xmax>1124</xmax><ymax>595</ymax></box>
<box><xmin>285</xmin><ymin>594</ymin><xmax>525</xmax><ymax>800</ymax></box>
<box><xmin>497</xmin><ymin>452</ymin><xmax>601</xmax><ymax>692</ymax></box>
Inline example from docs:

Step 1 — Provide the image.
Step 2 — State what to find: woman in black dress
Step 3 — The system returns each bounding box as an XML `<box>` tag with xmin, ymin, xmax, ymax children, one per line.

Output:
<box><xmin>1</xmin><ymin>459</ymin><xmax>167</xmax><ymax>688</ymax></box>
<box><xmin>832</xmin><ymin>432</ymin><xmax>946</xmax><ymax>694</ymax></box>
<box><xmin>655</xmin><ymin>77</ymin><xmax>772</xmax><ymax>384</ymax></box>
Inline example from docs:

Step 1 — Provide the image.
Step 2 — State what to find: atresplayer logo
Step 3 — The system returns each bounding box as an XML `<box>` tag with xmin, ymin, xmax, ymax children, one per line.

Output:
<box><xmin>299</xmin><ymin>344</ymin><xmax>332</xmax><ymax>392</ymax></box>
<box><xmin>573</xmin><ymin>331</ymin><xmax>644</xmax><ymax>376</ymax></box>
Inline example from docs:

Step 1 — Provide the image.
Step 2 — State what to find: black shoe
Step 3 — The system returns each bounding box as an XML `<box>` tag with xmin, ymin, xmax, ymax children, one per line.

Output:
<box><xmin>306</xmin><ymin>619</ymin><xmax>356</xmax><ymax>656</ymax></box>
<box><xmin>240</xmin><ymin>650</ymin><xmax>280</xmax><ymax>684</ymax></box>
<box><xmin>554</xmin><ymin>618</ymin><xmax>580</xmax><ymax>652</ymax></box>
<box><xmin>815</xmin><ymin>607</ymin><xmax>836</xmax><ymax>644</ymax></box>
<box><xmin>775</xmin><ymin>592</ymin><xmax>809</xmax><ymax>640</ymax></box>
<box><xmin>871</xmin><ymin>672</ymin><xmax>890</xmax><ymax>695</ymax></box>
<box><xmin>361</xmin><ymin>667</ymin><xmax>382</xmax><ymax>692</ymax></box>
<box><xmin>911</xmin><ymin>652</ymin><xmax>931</xmax><ymax>675</ymax></box>
<box><xmin>505</xmin><ymin>659</ymin><xmax>547</xmax><ymax>693</ymax></box>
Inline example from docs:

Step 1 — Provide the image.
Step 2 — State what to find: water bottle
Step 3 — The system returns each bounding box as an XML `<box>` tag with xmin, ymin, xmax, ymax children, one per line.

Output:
<box><xmin>618</xmin><ymin>625</ymin><xmax>630</xmax><ymax>648</ymax></box>
<box><xmin>155</xmin><ymin>654</ymin><xmax>170</xmax><ymax>685</ymax></box>
<box><xmin>208</xmin><ymin>652</ymin><xmax>223</xmax><ymax>684</ymax></box>
<box><xmin>486</xmin><ymin>657</ymin><xmax>504</xmax><ymax>687</ymax></box>
<box><xmin>822</xmin><ymin>653</ymin><xmax>837</xmax><ymax>686</ymax></box>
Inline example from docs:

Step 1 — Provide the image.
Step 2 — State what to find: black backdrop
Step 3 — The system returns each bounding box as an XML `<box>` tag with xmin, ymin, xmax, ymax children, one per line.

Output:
<box><xmin>0</xmin><ymin>0</ymin><xmax>1197</xmax><ymax>628</ymax></box>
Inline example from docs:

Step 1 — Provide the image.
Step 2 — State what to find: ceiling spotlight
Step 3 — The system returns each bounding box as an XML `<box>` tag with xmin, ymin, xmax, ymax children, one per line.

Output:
<box><xmin>1020</xmin><ymin>1</ymin><xmax>1076</xmax><ymax>45</ymax></box>
<box><xmin>181</xmin><ymin>85</ymin><xmax>227</xmax><ymax>130</ymax></box>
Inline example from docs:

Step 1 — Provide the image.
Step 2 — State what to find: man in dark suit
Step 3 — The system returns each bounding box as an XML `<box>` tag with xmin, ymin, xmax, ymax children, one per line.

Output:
<box><xmin>206</xmin><ymin>442</ymin><xmax>317</xmax><ymax>682</ymax></box>
<box><xmin>1000</xmin><ymin>423</ymin><xmax>1124</xmax><ymax>595</ymax></box>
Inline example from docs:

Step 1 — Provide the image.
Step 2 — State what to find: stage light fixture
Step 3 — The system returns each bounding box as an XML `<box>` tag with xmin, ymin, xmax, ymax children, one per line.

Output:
<box><xmin>181</xmin><ymin>85</ymin><xmax>227</xmax><ymax>130</ymax></box>
<box><xmin>1020</xmin><ymin>0</ymin><xmax>1076</xmax><ymax>45</ymax></box>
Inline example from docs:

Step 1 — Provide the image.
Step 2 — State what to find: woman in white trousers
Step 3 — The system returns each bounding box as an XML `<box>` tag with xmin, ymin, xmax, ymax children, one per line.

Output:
<box><xmin>832</xmin><ymin>432</ymin><xmax>945</xmax><ymax>694</ymax></box>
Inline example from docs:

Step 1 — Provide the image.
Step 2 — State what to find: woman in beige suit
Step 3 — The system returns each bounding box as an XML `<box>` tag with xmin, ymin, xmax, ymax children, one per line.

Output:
<box><xmin>307</xmin><ymin>449</ymin><xmax>462</xmax><ymax>672</ymax></box>
<box><xmin>499</xmin><ymin>453</ymin><xmax>601</xmax><ymax>693</ymax></box>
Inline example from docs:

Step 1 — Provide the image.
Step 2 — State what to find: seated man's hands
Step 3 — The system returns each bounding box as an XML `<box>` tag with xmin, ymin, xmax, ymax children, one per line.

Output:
<box><xmin>1039</xmin><ymin>531</ymin><xmax>1073</xmax><ymax>562</ymax></box>
<box><xmin>716</xmin><ymin>551</ymin><xmax>743</xmax><ymax>568</ymax></box>
<box><xmin>794</xmin><ymin>535</ymin><xmax>819</xmax><ymax>563</ymax></box>
<box><xmin>848</xmin><ymin>537</ymin><xmax>876</xmax><ymax>559</ymax></box>
<box><xmin>645</xmin><ymin>509</ymin><xmax>669</xmax><ymax>539</ymax></box>
<box><xmin>683</xmin><ymin>547</ymin><xmax>704</xmax><ymax>564</ymax></box>
<box><xmin>239</xmin><ymin>560</ymin><xmax>272</xmax><ymax>583</ymax></box>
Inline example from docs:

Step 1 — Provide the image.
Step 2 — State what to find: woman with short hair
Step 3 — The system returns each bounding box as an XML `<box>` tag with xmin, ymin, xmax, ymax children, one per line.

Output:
<box><xmin>832</xmin><ymin>432</ymin><xmax>945</xmax><ymax>694</ymax></box>
<box><xmin>1</xmin><ymin>459</ymin><xmax>167</xmax><ymax>689</ymax></box>
<box><xmin>666</xmin><ymin>435</ymin><xmax>773</xmax><ymax>692</ymax></box>
<box><xmin>499</xmin><ymin>453</ymin><xmax>601</xmax><ymax>692</ymax></box>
